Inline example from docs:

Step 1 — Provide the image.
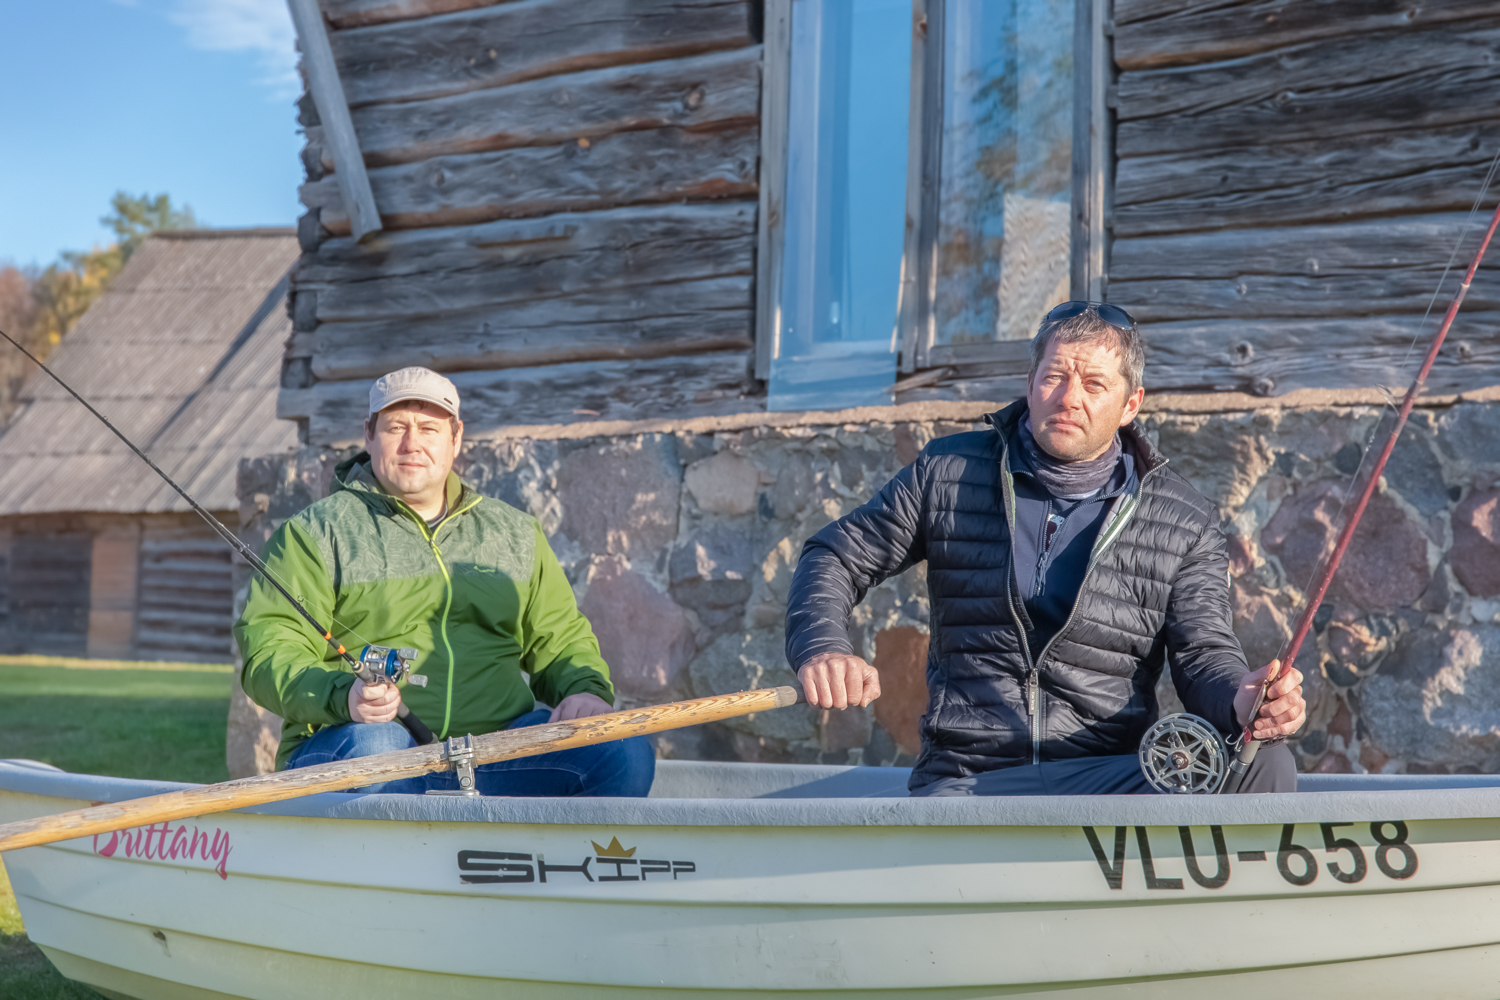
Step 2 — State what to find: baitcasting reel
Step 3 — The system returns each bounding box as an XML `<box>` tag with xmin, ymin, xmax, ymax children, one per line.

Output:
<box><xmin>355</xmin><ymin>644</ymin><xmax>427</xmax><ymax>688</ymax></box>
<box><xmin>1138</xmin><ymin>713</ymin><xmax>1227</xmax><ymax>794</ymax></box>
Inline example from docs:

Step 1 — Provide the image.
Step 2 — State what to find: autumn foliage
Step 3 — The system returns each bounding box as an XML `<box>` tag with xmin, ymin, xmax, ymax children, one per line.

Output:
<box><xmin>0</xmin><ymin>192</ymin><xmax>196</xmax><ymax>424</ymax></box>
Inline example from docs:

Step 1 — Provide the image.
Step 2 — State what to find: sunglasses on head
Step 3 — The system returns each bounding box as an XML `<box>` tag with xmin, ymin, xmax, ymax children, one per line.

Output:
<box><xmin>1043</xmin><ymin>300</ymin><xmax>1137</xmax><ymax>332</ymax></box>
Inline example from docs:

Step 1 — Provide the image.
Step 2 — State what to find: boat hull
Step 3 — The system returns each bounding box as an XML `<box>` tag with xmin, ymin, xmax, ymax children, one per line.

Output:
<box><xmin>4</xmin><ymin>760</ymin><xmax>1500</xmax><ymax>998</ymax></box>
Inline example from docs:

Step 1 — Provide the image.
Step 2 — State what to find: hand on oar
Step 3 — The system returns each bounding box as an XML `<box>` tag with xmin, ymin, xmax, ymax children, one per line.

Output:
<box><xmin>797</xmin><ymin>653</ymin><xmax>881</xmax><ymax>709</ymax></box>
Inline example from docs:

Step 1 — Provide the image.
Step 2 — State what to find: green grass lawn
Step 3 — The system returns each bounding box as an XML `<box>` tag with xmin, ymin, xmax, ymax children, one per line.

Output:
<box><xmin>0</xmin><ymin>660</ymin><xmax>231</xmax><ymax>998</ymax></box>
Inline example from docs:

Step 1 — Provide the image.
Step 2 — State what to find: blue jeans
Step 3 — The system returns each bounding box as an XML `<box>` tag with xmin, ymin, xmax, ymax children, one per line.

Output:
<box><xmin>287</xmin><ymin>709</ymin><xmax>656</xmax><ymax>796</ymax></box>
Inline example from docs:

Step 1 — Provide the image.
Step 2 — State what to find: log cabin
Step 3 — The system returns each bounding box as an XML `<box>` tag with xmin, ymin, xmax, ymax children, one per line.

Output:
<box><xmin>0</xmin><ymin>230</ymin><xmax>298</xmax><ymax>661</ymax></box>
<box><xmin>230</xmin><ymin>0</ymin><xmax>1500</xmax><ymax>777</ymax></box>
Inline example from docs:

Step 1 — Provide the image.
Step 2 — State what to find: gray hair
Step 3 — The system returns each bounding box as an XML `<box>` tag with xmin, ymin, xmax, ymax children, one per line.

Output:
<box><xmin>1028</xmin><ymin>307</ymin><xmax>1145</xmax><ymax>395</ymax></box>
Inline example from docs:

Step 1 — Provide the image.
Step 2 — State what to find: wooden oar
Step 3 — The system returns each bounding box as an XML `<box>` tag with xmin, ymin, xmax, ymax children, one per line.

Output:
<box><xmin>0</xmin><ymin>686</ymin><xmax>801</xmax><ymax>854</ymax></box>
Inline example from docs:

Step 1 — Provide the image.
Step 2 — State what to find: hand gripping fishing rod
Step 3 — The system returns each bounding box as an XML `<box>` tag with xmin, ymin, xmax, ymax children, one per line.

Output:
<box><xmin>1218</xmin><ymin>198</ymin><xmax>1500</xmax><ymax>793</ymax></box>
<box><xmin>0</xmin><ymin>329</ymin><xmax>437</xmax><ymax>745</ymax></box>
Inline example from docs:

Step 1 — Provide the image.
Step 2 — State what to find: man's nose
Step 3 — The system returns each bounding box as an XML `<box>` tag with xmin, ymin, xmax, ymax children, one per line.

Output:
<box><xmin>1061</xmin><ymin>375</ymin><xmax>1087</xmax><ymax>407</ymax></box>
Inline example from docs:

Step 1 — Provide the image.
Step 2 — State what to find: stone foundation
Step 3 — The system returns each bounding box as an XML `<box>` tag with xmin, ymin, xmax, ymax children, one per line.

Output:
<box><xmin>228</xmin><ymin>393</ymin><xmax>1500</xmax><ymax>778</ymax></box>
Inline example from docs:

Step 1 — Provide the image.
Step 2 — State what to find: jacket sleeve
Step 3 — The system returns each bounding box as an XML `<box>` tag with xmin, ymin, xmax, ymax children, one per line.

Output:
<box><xmin>1163</xmin><ymin>517</ymin><xmax>1248</xmax><ymax>736</ymax></box>
<box><xmin>522</xmin><ymin>522</ymin><xmax>616</xmax><ymax>708</ymax></box>
<box><xmin>233</xmin><ymin>518</ymin><xmax>357</xmax><ymax>728</ymax></box>
<box><xmin>785</xmin><ymin>458</ymin><xmax>927</xmax><ymax>670</ymax></box>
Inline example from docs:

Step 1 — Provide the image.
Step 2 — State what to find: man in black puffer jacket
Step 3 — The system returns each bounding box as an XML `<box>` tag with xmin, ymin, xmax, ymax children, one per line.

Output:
<box><xmin>786</xmin><ymin>302</ymin><xmax>1304</xmax><ymax>795</ymax></box>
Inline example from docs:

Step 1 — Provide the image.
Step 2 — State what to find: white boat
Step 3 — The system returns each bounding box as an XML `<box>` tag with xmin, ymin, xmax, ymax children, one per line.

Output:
<box><xmin>2</xmin><ymin>757</ymin><xmax>1499</xmax><ymax>999</ymax></box>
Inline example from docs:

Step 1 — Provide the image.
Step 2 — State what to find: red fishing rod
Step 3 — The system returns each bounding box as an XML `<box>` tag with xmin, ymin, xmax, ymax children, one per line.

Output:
<box><xmin>0</xmin><ymin>328</ymin><xmax>437</xmax><ymax>745</ymax></box>
<box><xmin>1220</xmin><ymin>199</ymin><xmax>1500</xmax><ymax>792</ymax></box>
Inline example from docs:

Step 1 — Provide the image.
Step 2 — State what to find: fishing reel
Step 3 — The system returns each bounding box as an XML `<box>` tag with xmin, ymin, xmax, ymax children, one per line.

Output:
<box><xmin>1138</xmin><ymin>713</ymin><xmax>1227</xmax><ymax>795</ymax></box>
<box><xmin>355</xmin><ymin>644</ymin><xmax>427</xmax><ymax>688</ymax></box>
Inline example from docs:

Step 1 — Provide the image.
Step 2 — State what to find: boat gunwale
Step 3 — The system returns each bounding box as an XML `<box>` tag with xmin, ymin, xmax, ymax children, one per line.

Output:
<box><xmin>5</xmin><ymin>759</ymin><xmax>1500</xmax><ymax>829</ymax></box>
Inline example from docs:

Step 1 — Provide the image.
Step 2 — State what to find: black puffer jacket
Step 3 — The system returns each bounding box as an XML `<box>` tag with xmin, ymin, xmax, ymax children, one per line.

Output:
<box><xmin>786</xmin><ymin>400</ymin><xmax>1246</xmax><ymax>789</ymax></box>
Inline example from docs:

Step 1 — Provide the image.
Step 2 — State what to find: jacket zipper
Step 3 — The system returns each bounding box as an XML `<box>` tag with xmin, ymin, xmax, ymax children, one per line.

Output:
<box><xmin>999</xmin><ymin>430</ymin><xmax>1164</xmax><ymax>765</ymax></box>
<box><xmin>407</xmin><ymin>491</ymin><xmax>482</xmax><ymax>740</ymax></box>
<box><xmin>999</xmin><ymin>452</ymin><xmax>1044</xmax><ymax>764</ymax></box>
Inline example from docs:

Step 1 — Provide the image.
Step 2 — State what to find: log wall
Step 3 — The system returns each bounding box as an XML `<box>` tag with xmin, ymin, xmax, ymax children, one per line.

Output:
<box><xmin>901</xmin><ymin>0</ymin><xmax>1500</xmax><ymax>404</ymax></box>
<box><xmin>286</xmin><ymin>0</ymin><xmax>764</xmax><ymax>445</ymax></box>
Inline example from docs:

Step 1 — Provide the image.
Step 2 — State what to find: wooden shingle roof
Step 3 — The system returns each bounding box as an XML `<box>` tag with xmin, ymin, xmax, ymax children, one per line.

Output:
<box><xmin>0</xmin><ymin>229</ymin><xmax>301</xmax><ymax>515</ymax></box>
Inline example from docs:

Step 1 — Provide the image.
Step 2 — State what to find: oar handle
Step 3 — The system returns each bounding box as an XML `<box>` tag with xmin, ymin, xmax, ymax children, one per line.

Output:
<box><xmin>0</xmin><ymin>686</ymin><xmax>802</xmax><ymax>854</ymax></box>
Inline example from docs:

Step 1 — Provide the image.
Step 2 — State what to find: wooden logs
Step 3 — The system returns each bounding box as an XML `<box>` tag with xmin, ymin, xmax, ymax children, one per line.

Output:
<box><xmin>1109</xmin><ymin>215</ymin><xmax>1500</xmax><ymax>321</ymax></box>
<box><xmin>0</xmin><ymin>687</ymin><xmax>802</xmax><ymax>855</ymax></box>
<box><xmin>1114</xmin><ymin>125</ymin><xmax>1500</xmax><ymax>236</ymax></box>
<box><xmin>288</xmin><ymin>0</ymin><xmax>382</xmax><ymax>241</ymax></box>
<box><xmin>1111</xmin><ymin>214</ymin><xmax>1500</xmax><ymax>281</ymax></box>
<box><xmin>1113</xmin><ymin>0</ymin><xmax>1500</xmax><ymax>71</ymax></box>
<box><xmin>281</xmin><ymin>351</ymin><xmax>762</xmax><ymax>445</ymax></box>
<box><xmin>326</xmin><ymin>0</ymin><xmax>757</xmax><ymax>107</ymax></box>
<box><xmin>1116</xmin><ymin>21</ymin><xmax>1500</xmax><ymax>157</ymax></box>
<box><xmin>312</xmin><ymin>277</ymin><xmax>753</xmax><ymax>380</ymax></box>
<box><xmin>308</xmin><ymin>48</ymin><xmax>761</xmax><ymax>170</ymax></box>
<box><xmin>303</xmin><ymin>124</ymin><xmax>758</xmax><ymax>235</ymax></box>
<box><xmin>303</xmin><ymin>203</ymin><xmax>755</xmax><ymax>319</ymax></box>
<box><xmin>297</xmin><ymin>203</ymin><xmax>756</xmax><ymax>381</ymax></box>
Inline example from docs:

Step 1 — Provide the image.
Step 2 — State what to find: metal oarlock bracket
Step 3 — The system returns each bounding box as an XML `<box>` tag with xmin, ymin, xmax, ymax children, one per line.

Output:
<box><xmin>425</xmin><ymin>734</ymin><xmax>480</xmax><ymax>797</ymax></box>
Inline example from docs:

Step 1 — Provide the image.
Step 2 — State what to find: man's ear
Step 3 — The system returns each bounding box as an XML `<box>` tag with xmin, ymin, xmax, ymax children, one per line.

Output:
<box><xmin>1119</xmin><ymin>386</ymin><xmax>1146</xmax><ymax>426</ymax></box>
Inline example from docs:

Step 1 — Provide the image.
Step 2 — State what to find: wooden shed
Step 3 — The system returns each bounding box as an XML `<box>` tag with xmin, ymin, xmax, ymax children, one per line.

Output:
<box><xmin>0</xmin><ymin>230</ymin><xmax>300</xmax><ymax>661</ymax></box>
<box><xmin>214</xmin><ymin>0</ymin><xmax>1500</xmax><ymax>778</ymax></box>
<box><xmin>278</xmin><ymin>0</ymin><xmax>1500</xmax><ymax>446</ymax></box>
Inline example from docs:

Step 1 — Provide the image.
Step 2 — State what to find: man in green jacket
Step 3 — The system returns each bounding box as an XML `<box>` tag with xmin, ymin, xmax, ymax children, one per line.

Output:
<box><xmin>234</xmin><ymin>367</ymin><xmax>654</xmax><ymax>795</ymax></box>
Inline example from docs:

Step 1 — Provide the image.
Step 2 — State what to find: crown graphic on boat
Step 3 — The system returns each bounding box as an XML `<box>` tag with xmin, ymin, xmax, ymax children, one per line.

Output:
<box><xmin>591</xmin><ymin>836</ymin><xmax>636</xmax><ymax>858</ymax></box>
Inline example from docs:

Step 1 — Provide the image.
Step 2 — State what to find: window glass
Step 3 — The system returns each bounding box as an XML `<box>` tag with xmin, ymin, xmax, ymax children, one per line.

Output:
<box><xmin>769</xmin><ymin>0</ymin><xmax>911</xmax><ymax>411</ymax></box>
<box><xmin>934</xmin><ymin>0</ymin><xmax>1074</xmax><ymax>346</ymax></box>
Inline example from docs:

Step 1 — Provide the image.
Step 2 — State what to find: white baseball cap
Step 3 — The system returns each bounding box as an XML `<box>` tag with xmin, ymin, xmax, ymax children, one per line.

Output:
<box><xmin>369</xmin><ymin>367</ymin><xmax>460</xmax><ymax>419</ymax></box>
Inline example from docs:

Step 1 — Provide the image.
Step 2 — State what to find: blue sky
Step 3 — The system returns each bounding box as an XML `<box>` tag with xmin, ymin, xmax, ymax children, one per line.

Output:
<box><xmin>0</xmin><ymin>0</ymin><xmax>303</xmax><ymax>266</ymax></box>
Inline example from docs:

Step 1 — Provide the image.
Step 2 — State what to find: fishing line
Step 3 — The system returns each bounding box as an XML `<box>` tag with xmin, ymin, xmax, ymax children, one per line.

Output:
<box><xmin>1285</xmin><ymin>143</ymin><xmax>1500</xmax><ymax>632</ymax></box>
<box><xmin>0</xmin><ymin>328</ymin><xmax>379</xmax><ymax>658</ymax></box>
<box><xmin>1215</xmin><ymin>155</ymin><xmax>1500</xmax><ymax>793</ymax></box>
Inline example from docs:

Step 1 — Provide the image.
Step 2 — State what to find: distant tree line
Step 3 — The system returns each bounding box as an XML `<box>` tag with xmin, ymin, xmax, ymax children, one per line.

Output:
<box><xmin>0</xmin><ymin>192</ymin><xmax>196</xmax><ymax>423</ymax></box>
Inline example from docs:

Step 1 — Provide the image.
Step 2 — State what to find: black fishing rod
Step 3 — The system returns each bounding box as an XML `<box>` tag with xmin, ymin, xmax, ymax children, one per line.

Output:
<box><xmin>0</xmin><ymin>328</ymin><xmax>436</xmax><ymax>745</ymax></box>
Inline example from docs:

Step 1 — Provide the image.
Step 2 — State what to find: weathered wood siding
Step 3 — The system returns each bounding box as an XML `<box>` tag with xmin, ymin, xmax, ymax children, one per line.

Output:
<box><xmin>1112</xmin><ymin>0</ymin><xmax>1500</xmax><ymax>397</ymax></box>
<box><xmin>902</xmin><ymin>0</ymin><xmax>1500</xmax><ymax>403</ymax></box>
<box><xmin>9</xmin><ymin>531</ymin><xmax>93</xmax><ymax>656</ymax></box>
<box><xmin>134</xmin><ymin>525</ymin><xmax>235</xmax><ymax>663</ymax></box>
<box><xmin>287</xmin><ymin>0</ymin><xmax>763</xmax><ymax>444</ymax></box>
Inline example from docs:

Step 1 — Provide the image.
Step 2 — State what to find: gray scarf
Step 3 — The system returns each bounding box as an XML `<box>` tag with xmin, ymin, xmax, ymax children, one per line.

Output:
<box><xmin>1018</xmin><ymin>417</ymin><xmax>1122</xmax><ymax>501</ymax></box>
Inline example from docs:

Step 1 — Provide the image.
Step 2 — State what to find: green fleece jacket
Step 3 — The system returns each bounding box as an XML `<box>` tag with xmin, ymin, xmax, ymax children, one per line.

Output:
<box><xmin>234</xmin><ymin>455</ymin><xmax>613</xmax><ymax>769</ymax></box>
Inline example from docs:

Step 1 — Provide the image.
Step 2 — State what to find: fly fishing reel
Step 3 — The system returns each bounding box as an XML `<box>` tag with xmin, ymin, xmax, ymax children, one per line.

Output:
<box><xmin>1138</xmin><ymin>713</ymin><xmax>1227</xmax><ymax>794</ymax></box>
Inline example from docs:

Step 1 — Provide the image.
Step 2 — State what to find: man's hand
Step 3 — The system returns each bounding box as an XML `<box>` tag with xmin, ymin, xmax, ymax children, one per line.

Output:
<box><xmin>348</xmin><ymin>678</ymin><xmax>402</xmax><ymax>724</ymax></box>
<box><xmin>1233</xmin><ymin>659</ymin><xmax>1306</xmax><ymax>741</ymax></box>
<box><xmin>549</xmin><ymin>692</ymin><xmax>615</xmax><ymax>722</ymax></box>
<box><xmin>798</xmin><ymin>652</ymin><xmax>881</xmax><ymax>709</ymax></box>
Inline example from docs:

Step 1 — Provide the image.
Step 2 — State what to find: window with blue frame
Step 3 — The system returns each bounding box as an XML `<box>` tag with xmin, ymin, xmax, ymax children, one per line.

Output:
<box><xmin>763</xmin><ymin>0</ymin><xmax>1093</xmax><ymax>410</ymax></box>
<box><xmin>769</xmin><ymin>0</ymin><xmax>912</xmax><ymax>411</ymax></box>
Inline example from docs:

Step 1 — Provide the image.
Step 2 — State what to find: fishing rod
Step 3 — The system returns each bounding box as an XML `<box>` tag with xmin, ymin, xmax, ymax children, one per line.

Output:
<box><xmin>1139</xmin><ymin>194</ymin><xmax>1500</xmax><ymax>794</ymax></box>
<box><xmin>0</xmin><ymin>328</ymin><xmax>437</xmax><ymax>745</ymax></box>
<box><xmin>1218</xmin><ymin>197</ymin><xmax>1500</xmax><ymax>791</ymax></box>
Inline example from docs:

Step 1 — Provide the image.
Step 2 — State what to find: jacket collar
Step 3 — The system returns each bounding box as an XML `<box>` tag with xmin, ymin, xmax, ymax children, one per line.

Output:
<box><xmin>333</xmin><ymin>453</ymin><xmax>471</xmax><ymax>518</ymax></box>
<box><xmin>985</xmin><ymin>398</ymin><xmax>1167</xmax><ymax>475</ymax></box>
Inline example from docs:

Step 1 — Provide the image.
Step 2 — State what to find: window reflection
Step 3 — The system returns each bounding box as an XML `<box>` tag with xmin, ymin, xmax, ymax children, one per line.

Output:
<box><xmin>935</xmin><ymin>0</ymin><xmax>1074</xmax><ymax>346</ymax></box>
<box><xmin>770</xmin><ymin>0</ymin><xmax>910</xmax><ymax>411</ymax></box>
